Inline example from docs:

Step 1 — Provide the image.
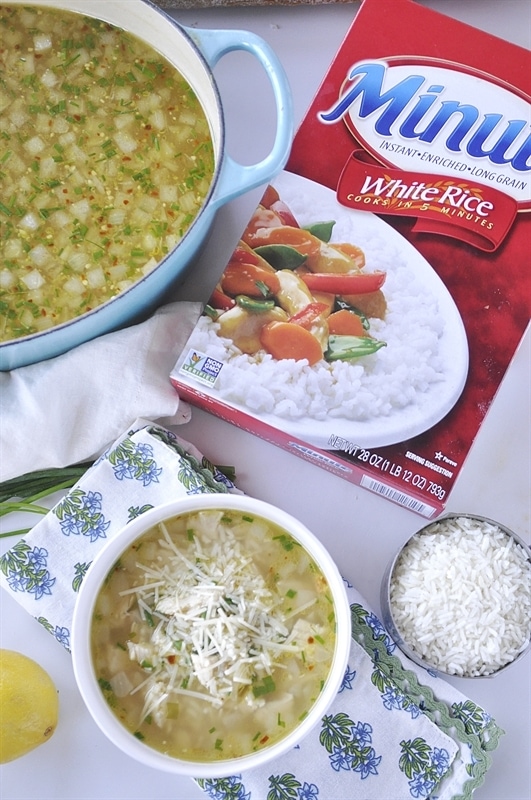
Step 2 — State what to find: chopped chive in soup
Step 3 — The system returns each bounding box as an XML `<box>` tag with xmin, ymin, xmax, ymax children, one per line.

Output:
<box><xmin>91</xmin><ymin>508</ymin><xmax>337</xmax><ymax>762</ymax></box>
<box><xmin>0</xmin><ymin>5</ymin><xmax>214</xmax><ymax>342</ymax></box>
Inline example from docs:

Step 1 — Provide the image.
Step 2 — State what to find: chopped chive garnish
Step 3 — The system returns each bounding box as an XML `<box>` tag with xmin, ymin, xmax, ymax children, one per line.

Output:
<box><xmin>252</xmin><ymin>675</ymin><xmax>276</xmax><ymax>697</ymax></box>
<box><xmin>143</xmin><ymin>610</ymin><xmax>154</xmax><ymax>627</ymax></box>
<box><xmin>272</xmin><ymin>534</ymin><xmax>299</xmax><ymax>552</ymax></box>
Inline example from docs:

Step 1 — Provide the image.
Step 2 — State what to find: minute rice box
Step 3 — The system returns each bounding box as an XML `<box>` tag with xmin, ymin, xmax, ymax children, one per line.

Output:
<box><xmin>171</xmin><ymin>0</ymin><xmax>530</xmax><ymax>518</ymax></box>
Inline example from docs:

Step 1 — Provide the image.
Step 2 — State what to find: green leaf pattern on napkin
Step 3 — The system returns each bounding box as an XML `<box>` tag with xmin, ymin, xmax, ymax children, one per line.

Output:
<box><xmin>268</xmin><ymin>773</ymin><xmax>313</xmax><ymax>799</ymax></box>
<box><xmin>72</xmin><ymin>561</ymin><xmax>91</xmax><ymax>592</ymax></box>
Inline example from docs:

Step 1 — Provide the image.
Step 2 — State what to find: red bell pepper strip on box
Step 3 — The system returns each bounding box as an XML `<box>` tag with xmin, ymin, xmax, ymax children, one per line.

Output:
<box><xmin>289</xmin><ymin>302</ymin><xmax>329</xmax><ymax>329</ymax></box>
<box><xmin>209</xmin><ymin>288</ymin><xmax>236</xmax><ymax>311</ymax></box>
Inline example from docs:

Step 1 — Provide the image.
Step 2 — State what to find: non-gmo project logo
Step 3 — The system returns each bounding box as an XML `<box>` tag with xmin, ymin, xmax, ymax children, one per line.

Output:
<box><xmin>180</xmin><ymin>350</ymin><xmax>223</xmax><ymax>386</ymax></box>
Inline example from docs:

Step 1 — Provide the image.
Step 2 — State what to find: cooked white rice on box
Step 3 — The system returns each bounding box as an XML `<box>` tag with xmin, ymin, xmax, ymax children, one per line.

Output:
<box><xmin>188</xmin><ymin>226</ymin><xmax>446</xmax><ymax>423</ymax></box>
<box><xmin>389</xmin><ymin>516</ymin><xmax>531</xmax><ymax>677</ymax></box>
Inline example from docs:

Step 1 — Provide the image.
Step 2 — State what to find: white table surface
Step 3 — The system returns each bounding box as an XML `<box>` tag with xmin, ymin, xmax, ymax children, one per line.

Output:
<box><xmin>1</xmin><ymin>2</ymin><xmax>530</xmax><ymax>799</ymax></box>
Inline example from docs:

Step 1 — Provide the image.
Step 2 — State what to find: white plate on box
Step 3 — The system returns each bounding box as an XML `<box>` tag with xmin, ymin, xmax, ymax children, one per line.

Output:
<box><xmin>179</xmin><ymin>171</ymin><xmax>469</xmax><ymax>450</ymax></box>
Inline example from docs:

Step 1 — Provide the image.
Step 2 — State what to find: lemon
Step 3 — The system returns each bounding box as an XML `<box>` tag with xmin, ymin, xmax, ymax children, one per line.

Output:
<box><xmin>0</xmin><ymin>649</ymin><xmax>59</xmax><ymax>763</ymax></box>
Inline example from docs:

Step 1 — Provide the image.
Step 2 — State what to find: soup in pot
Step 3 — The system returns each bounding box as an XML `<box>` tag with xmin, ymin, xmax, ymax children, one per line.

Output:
<box><xmin>90</xmin><ymin>508</ymin><xmax>337</xmax><ymax>762</ymax></box>
<box><xmin>0</xmin><ymin>4</ymin><xmax>214</xmax><ymax>341</ymax></box>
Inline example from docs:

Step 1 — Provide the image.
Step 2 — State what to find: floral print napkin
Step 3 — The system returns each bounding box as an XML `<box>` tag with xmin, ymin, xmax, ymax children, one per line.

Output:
<box><xmin>0</xmin><ymin>422</ymin><xmax>503</xmax><ymax>800</ymax></box>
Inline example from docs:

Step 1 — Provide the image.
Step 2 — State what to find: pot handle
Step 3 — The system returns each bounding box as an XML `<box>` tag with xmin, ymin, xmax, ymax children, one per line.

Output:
<box><xmin>184</xmin><ymin>26</ymin><xmax>294</xmax><ymax>210</ymax></box>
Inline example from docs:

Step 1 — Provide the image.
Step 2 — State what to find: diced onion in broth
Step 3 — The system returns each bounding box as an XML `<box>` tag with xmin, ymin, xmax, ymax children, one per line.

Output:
<box><xmin>0</xmin><ymin>4</ymin><xmax>214</xmax><ymax>342</ymax></box>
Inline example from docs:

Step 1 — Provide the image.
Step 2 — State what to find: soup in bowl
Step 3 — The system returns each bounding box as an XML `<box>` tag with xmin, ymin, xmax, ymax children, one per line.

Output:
<box><xmin>0</xmin><ymin>2</ymin><xmax>214</xmax><ymax>343</ymax></box>
<box><xmin>71</xmin><ymin>495</ymin><xmax>351</xmax><ymax>777</ymax></box>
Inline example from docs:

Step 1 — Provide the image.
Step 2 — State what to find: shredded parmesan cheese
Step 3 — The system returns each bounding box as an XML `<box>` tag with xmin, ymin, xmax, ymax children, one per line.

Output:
<box><xmin>123</xmin><ymin>517</ymin><xmax>315</xmax><ymax>725</ymax></box>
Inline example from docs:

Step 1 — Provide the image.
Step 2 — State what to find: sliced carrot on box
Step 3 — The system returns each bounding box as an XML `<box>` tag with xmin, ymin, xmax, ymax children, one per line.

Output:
<box><xmin>327</xmin><ymin>309</ymin><xmax>367</xmax><ymax>337</ymax></box>
<box><xmin>260</xmin><ymin>321</ymin><xmax>323</xmax><ymax>365</ymax></box>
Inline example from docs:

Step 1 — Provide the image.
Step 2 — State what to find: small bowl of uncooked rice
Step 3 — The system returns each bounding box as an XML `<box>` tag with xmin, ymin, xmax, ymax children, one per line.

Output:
<box><xmin>381</xmin><ymin>514</ymin><xmax>531</xmax><ymax>678</ymax></box>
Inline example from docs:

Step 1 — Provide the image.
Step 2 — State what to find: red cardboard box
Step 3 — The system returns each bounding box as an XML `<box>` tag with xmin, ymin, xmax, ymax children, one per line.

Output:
<box><xmin>171</xmin><ymin>0</ymin><xmax>530</xmax><ymax>517</ymax></box>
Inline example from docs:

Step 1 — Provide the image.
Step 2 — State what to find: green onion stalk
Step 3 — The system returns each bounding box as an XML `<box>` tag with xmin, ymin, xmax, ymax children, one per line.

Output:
<box><xmin>0</xmin><ymin>461</ymin><xmax>236</xmax><ymax>539</ymax></box>
<box><xmin>0</xmin><ymin>465</ymin><xmax>92</xmax><ymax>538</ymax></box>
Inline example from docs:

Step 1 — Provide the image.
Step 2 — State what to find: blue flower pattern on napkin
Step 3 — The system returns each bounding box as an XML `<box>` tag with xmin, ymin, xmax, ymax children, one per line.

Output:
<box><xmin>54</xmin><ymin>489</ymin><xmax>111</xmax><ymax>542</ymax></box>
<box><xmin>0</xmin><ymin>541</ymin><xmax>56</xmax><ymax>600</ymax></box>
<box><xmin>108</xmin><ymin>438</ymin><xmax>163</xmax><ymax>485</ymax></box>
<box><xmin>320</xmin><ymin>713</ymin><xmax>382</xmax><ymax>778</ymax></box>
<box><xmin>198</xmin><ymin>775</ymin><xmax>250</xmax><ymax>799</ymax></box>
<box><xmin>400</xmin><ymin>738</ymin><xmax>451</xmax><ymax>798</ymax></box>
<box><xmin>35</xmin><ymin>616</ymin><xmax>71</xmax><ymax>649</ymax></box>
<box><xmin>0</xmin><ymin>423</ymin><xmax>503</xmax><ymax>800</ymax></box>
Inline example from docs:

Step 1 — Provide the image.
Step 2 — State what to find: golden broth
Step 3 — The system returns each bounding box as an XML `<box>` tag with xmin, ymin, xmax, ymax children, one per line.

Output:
<box><xmin>0</xmin><ymin>5</ymin><xmax>214</xmax><ymax>341</ymax></box>
<box><xmin>91</xmin><ymin>508</ymin><xmax>337</xmax><ymax>762</ymax></box>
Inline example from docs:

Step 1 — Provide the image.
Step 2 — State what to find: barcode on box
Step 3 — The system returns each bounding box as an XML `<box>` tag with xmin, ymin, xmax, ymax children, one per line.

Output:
<box><xmin>360</xmin><ymin>476</ymin><xmax>436</xmax><ymax>518</ymax></box>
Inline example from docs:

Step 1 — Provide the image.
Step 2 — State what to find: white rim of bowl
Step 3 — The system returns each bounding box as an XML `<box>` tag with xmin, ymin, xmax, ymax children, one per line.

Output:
<box><xmin>72</xmin><ymin>494</ymin><xmax>352</xmax><ymax>776</ymax></box>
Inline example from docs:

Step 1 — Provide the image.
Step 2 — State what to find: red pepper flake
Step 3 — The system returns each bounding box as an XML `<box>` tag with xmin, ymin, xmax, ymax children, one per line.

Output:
<box><xmin>259</xmin><ymin>735</ymin><xmax>269</xmax><ymax>745</ymax></box>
